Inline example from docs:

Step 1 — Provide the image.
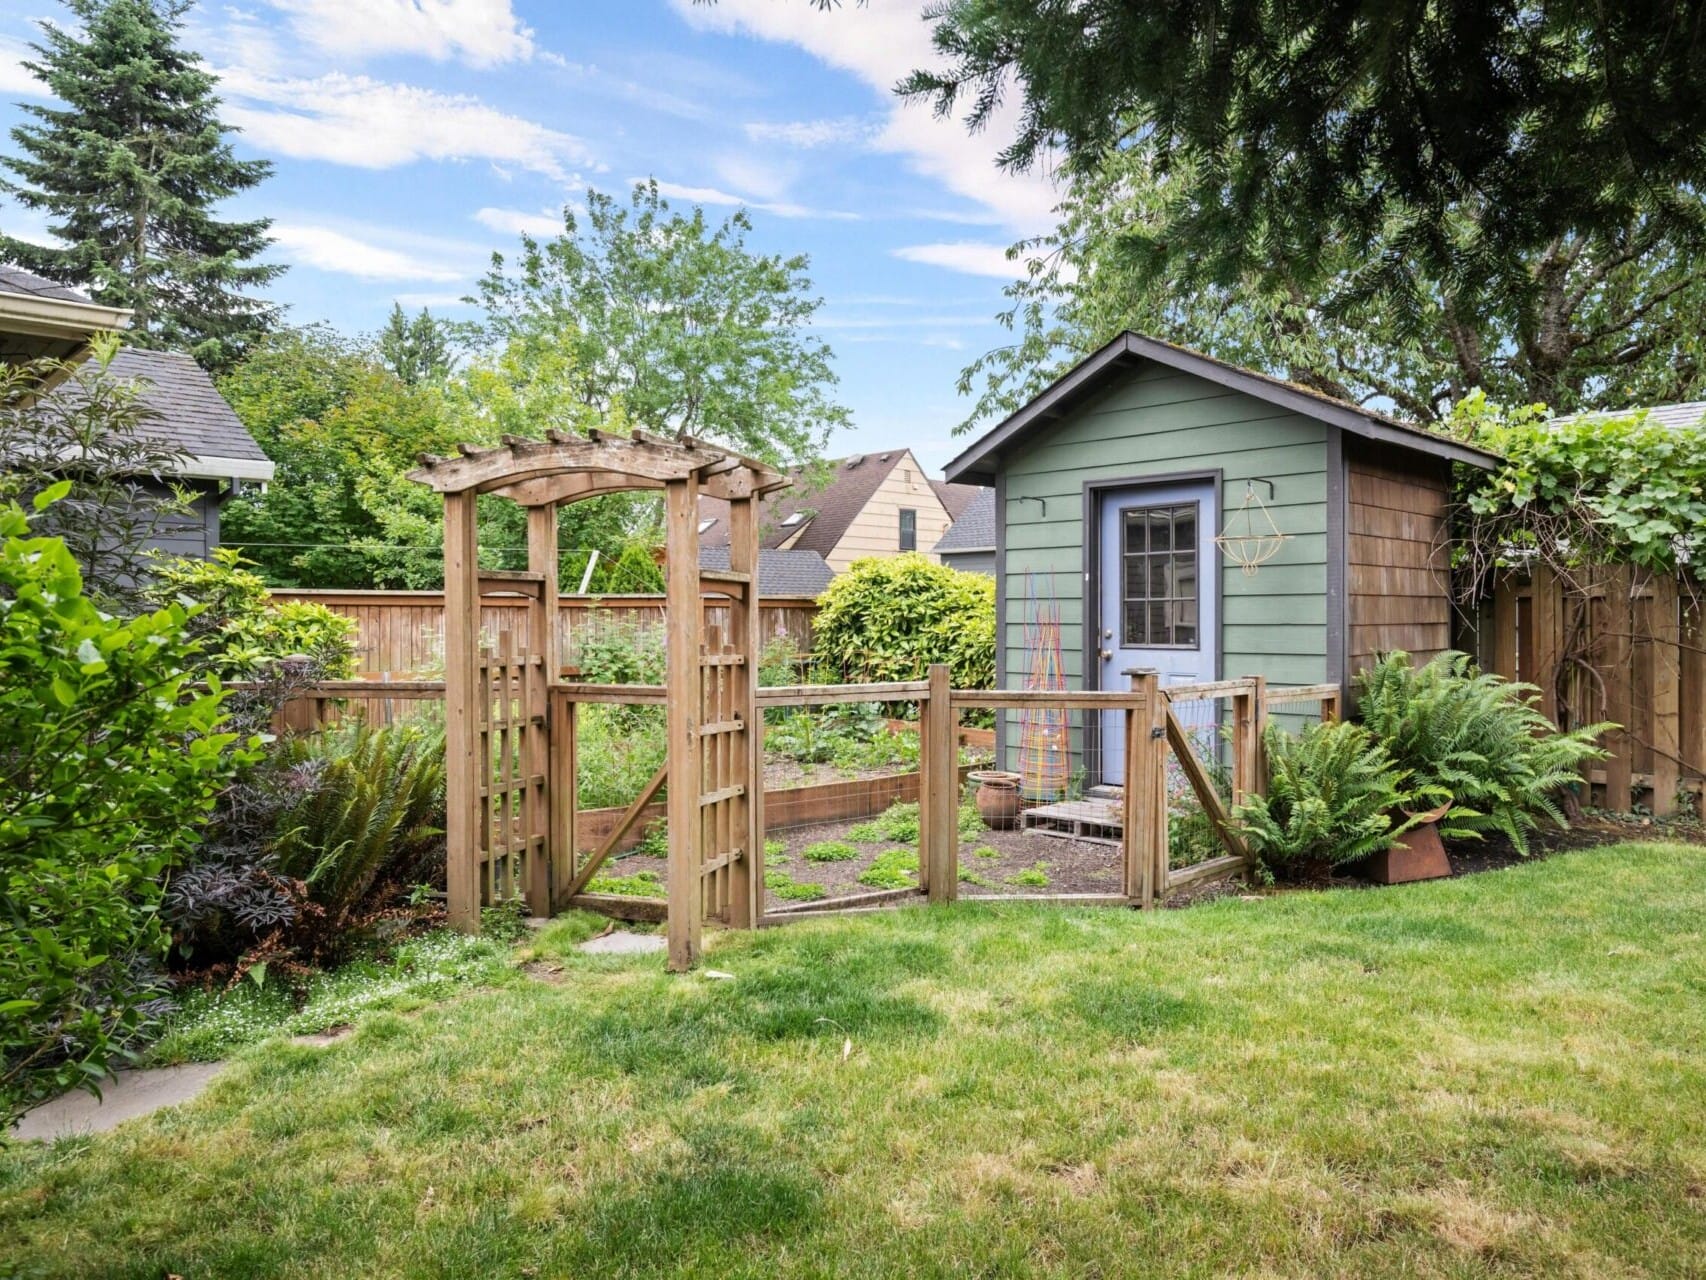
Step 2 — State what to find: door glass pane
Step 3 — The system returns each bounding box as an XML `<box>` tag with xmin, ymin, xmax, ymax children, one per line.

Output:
<box><xmin>1118</xmin><ymin>501</ymin><xmax>1201</xmax><ymax>649</ymax></box>
<box><xmin>1124</xmin><ymin>511</ymin><xmax>1145</xmax><ymax>554</ymax></box>
<box><xmin>1173</xmin><ymin>507</ymin><xmax>1196</xmax><ymax>547</ymax></box>
<box><xmin>1124</xmin><ymin>601</ymin><xmax>1145</xmax><ymax>645</ymax></box>
<box><xmin>1147</xmin><ymin>510</ymin><xmax>1171</xmax><ymax>552</ymax></box>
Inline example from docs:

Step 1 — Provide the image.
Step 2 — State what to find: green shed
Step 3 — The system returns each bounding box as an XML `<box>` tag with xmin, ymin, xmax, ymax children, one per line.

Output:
<box><xmin>942</xmin><ymin>332</ymin><xmax>1500</xmax><ymax>784</ymax></box>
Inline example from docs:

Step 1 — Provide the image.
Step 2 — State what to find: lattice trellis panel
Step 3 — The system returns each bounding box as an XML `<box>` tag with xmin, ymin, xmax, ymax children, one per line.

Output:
<box><xmin>697</xmin><ymin>630</ymin><xmax>751</xmax><ymax>923</ymax></box>
<box><xmin>477</xmin><ymin>627</ymin><xmax>550</xmax><ymax>906</ymax></box>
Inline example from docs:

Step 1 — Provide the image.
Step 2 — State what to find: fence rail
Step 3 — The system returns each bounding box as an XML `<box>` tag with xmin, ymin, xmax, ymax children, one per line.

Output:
<box><xmin>267</xmin><ymin>588</ymin><xmax>819</xmax><ymax>677</ymax></box>
<box><xmin>240</xmin><ymin>670</ymin><xmax>1339</xmax><ymax>907</ymax></box>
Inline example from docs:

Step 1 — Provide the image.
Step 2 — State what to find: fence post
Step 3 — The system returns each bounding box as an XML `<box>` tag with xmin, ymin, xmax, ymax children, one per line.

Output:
<box><xmin>1231</xmin><ymin>675</ymin><xmax>1267</xmax><ymax>808</ymax></box>
<box><xmin>1124</xmin><ymin>669</ymin><xmax>1164</xmax><ymax>907</ymax></box>
<box><xmin>1652</xmin><ymin>575</ymin><xmax>1681</xmax><ymax>817</ymax></box>
<box><xmin>923</xmin><ymin>662</ymin><xmax>957</xmax><ymax>903</ymax></box>
<box><xmin>1603</xmin><ymin>566</ymin><xmax>1634</xmax><ymax>812</ymax></box>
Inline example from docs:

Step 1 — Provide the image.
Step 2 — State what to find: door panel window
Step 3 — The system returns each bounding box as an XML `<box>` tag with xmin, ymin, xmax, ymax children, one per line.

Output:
<box><xmin>1121</xmin><ymin>503</ymin><xmax>1200</xmax><ymax>647</ymax></box>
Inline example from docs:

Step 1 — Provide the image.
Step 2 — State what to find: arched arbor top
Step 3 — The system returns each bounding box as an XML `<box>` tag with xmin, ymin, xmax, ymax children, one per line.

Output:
<box><xmin>408</xmin><ymin>427</ymin><xmax>789</xmax><ymax>506</ymax></box>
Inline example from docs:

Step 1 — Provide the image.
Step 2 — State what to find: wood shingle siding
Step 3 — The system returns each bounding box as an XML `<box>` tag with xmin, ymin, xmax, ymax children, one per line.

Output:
<box><xmin>1345</xmin><ymin>443</ymin><xmax>1451</xmax><ymax>677</ymax></box>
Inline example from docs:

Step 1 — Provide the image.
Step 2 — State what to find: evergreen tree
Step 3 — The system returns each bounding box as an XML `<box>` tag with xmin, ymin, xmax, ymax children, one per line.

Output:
<box><xmin>377</xmin><ymin>303</ymin><xmax>455</xmax><ymax>386</ymax></box>
<box><xmin>0</xmin><ymin>0</ymin><xmax>282</xmax><ymax>369</ymax></box>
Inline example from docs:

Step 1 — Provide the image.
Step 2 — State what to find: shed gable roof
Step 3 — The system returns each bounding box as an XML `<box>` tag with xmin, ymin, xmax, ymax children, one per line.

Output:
<box><xmin>942</xmin><ymin>332</ymin><xmax>1501</xmax><ymax>484</ymax></box>
<box><xmin>42</xmin><ymin>346</ymin><xmax>274</xmax><ymax>481</ymax></box>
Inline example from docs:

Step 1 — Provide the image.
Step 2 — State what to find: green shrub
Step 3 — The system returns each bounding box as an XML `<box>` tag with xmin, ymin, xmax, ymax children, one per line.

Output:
<box><xmin>813</xmin><ymin>553</ymin><xmax>994</xmax><ymax>687</ymax></box>
<box><xmin>971</xmin><ymin>844</ymin><xmax>1000</xmax><ymax>860</ymax></box>
<box><xmin>802</xmin><ymin>840</ymin><xmax>859</xmax><ymax>863</ymax></box>
<box><xmin>0</xmin><ymin>496</ymin><xmax>254</xmax><ymax>1121</ymax></box>
<box><xmin>858</xmin><ymin>847</ymin><xmax>919</xmax><ymax>889</ymax></box>
<box><xmin>764</xmin><ymin>868</ymin><xmax>826</xmax><ymax>902</ymax></box>
<box><xmin>848</xmin><ymin>801</ymin><xmax>920</xmax><ymax>845</ymax></box>
<box><xmin>590</xmin><ymin>542</ymin><xmax>664</xmax><ymax>594</ymax></box>
<box><xmin>573</xmin><ymin>703</ymin><xmax>667</xmax><ymax>810</ymax></box>
<box><xmin>1007</xmin><ymin>862</ymin><xmax>1050</xmax><ymax>887</ymax></box>
<box><xmin>270</xmin><ymin>722</ymin><xmax>447</xmax><ymax>928</ymax></box>
<box><xmin>1357</xmin><ymin>650</ymin><xmax>1608</xmax><ymax>853</ymax></box>
<box><xmin>1235</xmin><ymin>721</ymin><xmax>1420</xmax><ymax>881</ymax></box>
<box><xmin>570</xmin><ymin>611</ymin><xmax>665</xmax><ymax>685</ymax></box>
<box><xmin>586</xmin><ymin>867</ymin><xmax>665</xmax><ymax>898</ymax></box>
<box><xmin>145</xmin><ymin>548</ymin><xmax>358</xmax><ymax>679</ymax></box>
<box><xmin>764</xmin><ymin>702</ymin><xmax>920</xmax><ymax>773</ymax></box>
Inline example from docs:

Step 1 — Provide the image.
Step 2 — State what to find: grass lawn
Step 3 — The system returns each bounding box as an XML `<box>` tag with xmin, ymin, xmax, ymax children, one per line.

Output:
<box><xmin>3</xmin><ymin>842</ymin><xmax>1704</xmax><ymax>1278</ymax></box>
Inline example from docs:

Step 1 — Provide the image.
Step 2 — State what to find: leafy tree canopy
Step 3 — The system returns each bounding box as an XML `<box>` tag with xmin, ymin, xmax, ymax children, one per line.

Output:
<box><xmin>472</xmin><ymin>182</ymin><xmax>848</xmax><ymax>466</ymax></box>
<box><xmin>957</xmin><ymin>148</ymin><xmax>1706</xmax><ymax>431</ymax></box>
<box><xmin>378</xmin><ymin>303</ymin><xmax>457</xmax><ymax>387</ymax></box>
<box><xmin>0</xmin><ymin>0</ymin><xmax>281</xmax><ymax>369</ymax></box>
<box><xmin>903</xmin><ymin>1</ymin><xmax>1706</xmax><ymax>306</ymax></box>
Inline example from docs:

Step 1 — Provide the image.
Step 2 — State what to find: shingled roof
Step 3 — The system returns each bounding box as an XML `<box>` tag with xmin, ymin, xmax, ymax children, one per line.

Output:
<box><xmin>43</xmin><ymin>347</ymin><xmax>274</xmax><ymax>481</ymax></box>
<box><xmin>698</xmin><ymin>545</ymin><xmax>834</xmax><ymax>597</ymax></box>
<box><xmin>0</xmin><ymin>264</ymin><xmax>93</xmax><ymax>304</ymax></box>
<box><xmin>932</xmin><ymin>486</ymin><xmax>995</xmax><ymax>553</ymax></box>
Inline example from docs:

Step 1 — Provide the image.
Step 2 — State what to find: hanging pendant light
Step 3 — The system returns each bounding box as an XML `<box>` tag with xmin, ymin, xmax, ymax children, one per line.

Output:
<box><xmin>1215</xmin><ymin>478</ymin><xmax>1291</xmax><ymax>576</ymax></box>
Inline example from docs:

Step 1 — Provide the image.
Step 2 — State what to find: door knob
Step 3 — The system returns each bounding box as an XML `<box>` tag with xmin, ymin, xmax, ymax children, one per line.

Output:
<box><xmin>1099</xmin><ymin>648</ymin><xmax>1113</xmax><ymax>661</ymax></box>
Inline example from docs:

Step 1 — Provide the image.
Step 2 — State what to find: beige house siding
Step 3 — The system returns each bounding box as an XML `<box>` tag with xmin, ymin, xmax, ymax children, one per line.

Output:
<box><xmin>824</xmin><ymin>450</ymin><xmax>955</xmax><ymax>572</ymax></box>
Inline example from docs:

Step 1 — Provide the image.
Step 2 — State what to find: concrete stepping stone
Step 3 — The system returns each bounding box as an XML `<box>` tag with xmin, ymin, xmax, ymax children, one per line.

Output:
<box><xmin>577</xmin><ymin>930</ymin><xmax>666</xmax><ymax>955</ymax></box>
<box><xmin>11</xmin><ymin>1062</ymin><xmax>225</xmax><ymax>1142</ymax></box>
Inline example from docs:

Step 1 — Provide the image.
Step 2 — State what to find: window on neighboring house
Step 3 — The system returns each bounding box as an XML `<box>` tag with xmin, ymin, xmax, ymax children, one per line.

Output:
<box><xmin>899</xmin><ymin>508</ymin><xmax>917</xmax><ymax>551</ymax></box>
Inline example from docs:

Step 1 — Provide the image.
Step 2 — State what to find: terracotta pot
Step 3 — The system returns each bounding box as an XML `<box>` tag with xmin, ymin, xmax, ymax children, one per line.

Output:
<box><xmin>968</xmin><ymin>770</ymin><xmax>1022</xmax><ymax>830</ymax></box>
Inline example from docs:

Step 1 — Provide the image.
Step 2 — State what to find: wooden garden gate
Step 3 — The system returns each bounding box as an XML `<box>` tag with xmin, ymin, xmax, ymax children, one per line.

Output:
<box><xmin>410</xmin><ymin>430</ymin><xmax>789</xmax><ymax>970</ymax></box>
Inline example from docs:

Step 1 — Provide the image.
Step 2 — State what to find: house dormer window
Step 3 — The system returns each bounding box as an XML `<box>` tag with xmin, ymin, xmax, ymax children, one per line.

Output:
<box><xmin>698</xmin><ymin>518</ymin><xmax>716</xmax><ymax>534</ymax></box>
<box><xmin>899</xmin><ymin>508</ymin><xmax>917</xmax><ymax>551</ymax></box>
<box><xmin>781</xmin><ymin>511</ymin><xmax>807</xmax><ymax>527</ymax></box>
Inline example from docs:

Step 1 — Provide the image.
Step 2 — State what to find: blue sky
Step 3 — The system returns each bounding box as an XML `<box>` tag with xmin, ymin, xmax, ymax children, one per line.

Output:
<box><xmin>0</xmin><ymin>0</ymin><xmax>1066</xmax><ymax>476</ymax></box>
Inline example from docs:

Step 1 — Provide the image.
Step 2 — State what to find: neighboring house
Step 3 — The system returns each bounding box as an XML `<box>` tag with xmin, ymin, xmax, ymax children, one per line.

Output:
<box><xmin>0</xmin><ymin>263</ymin><xmax>130</xmax><ymax>385</ymax></box>
<box><xmin>932</xmin><ymin>485</ymin><xmax>996</xmax><ymax>575</ymax></box>
<box><xmin>42</xmin><ymin>346</ymin><xmax>275</xmax><ymax>559</ymax></box>
<box><xmin>697</xmin><ymin>545</ymin><xmax>835</xmax><ymax>598</ymax></box>
<box><xmin>699</xmin><ymin>449</ymin><xmax>983</xmax><ymax>573</ymax></box>
<box><xmin>942</xmin><ymin>331</ymin><xmax>1500</xmax><ymax>784</ymax></box>
<box><xmin>0</xmin><ymin>264</ymin><xmax>273</xmax><ymax>560</ymax></box>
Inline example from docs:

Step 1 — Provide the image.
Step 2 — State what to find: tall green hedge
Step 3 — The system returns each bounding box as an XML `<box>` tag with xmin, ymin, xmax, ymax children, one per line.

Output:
<box><xmin>812</xmin><ymin>554</ymin><xmax>995</xmax><ymax>688</ymax></box>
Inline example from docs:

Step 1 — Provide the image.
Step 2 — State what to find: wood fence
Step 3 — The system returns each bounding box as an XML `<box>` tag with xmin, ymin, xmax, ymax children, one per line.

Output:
<box><xmin>267</xmin><ymin>589</ymin><xmax>819</xmax><ymax>678</ymax></box>
<box><xmin>1485</xmin><ymin>568</ymin><xmax>1699</xmax><ymax>814</ymax></box>
<box><xmin>246</xmin><ymin>671</ymin><xmax>1341</xmax><ymax>910</ymax></box>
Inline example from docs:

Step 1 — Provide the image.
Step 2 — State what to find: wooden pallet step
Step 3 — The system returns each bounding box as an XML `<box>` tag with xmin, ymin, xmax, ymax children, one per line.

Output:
<box><xmin>1021</xmin><ymin>799</ymin><xmax>1123</xmax><ymax>847</ymax></box>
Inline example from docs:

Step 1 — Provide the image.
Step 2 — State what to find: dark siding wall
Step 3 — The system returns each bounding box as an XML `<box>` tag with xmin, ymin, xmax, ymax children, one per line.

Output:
<box><xmin>940</xmin><ymin>548</ymin><xmax>995</xmax><ymax>576</ymax></box>
<box><xmin>1345</xmin><ymin>440</ymin><xmax>1451</xmax><ymax>677</ymax></box>
<box><xmin>137</xmin><ymin>477</ymin><xmax>222</xmax><ymax>560</ymax></box>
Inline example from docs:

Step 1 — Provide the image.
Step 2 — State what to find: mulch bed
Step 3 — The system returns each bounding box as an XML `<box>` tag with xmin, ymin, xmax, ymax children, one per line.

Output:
<box><xmin>765</xmin><ymin>817</ymin><xmax>1125</xmax><ymax>907</ymax></box>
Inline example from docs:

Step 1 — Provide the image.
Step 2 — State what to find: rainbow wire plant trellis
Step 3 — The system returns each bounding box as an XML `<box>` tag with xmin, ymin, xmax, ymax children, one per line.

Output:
<box><xmin>1215</xmin><ymin>478</ymin><xmax>1291</xmax><ymax>576</ymax></box>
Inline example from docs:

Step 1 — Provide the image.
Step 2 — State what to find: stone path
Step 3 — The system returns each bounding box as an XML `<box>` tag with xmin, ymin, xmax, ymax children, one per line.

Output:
<box><xmin>11</xmin><ymin>1063</ymin><xmax>227</xmax><ymax>1142</ymax></box>
<box><xmin>577</xmin><ymin>930</ymin><xmax>666</xmax><ymax>955</ymax></box>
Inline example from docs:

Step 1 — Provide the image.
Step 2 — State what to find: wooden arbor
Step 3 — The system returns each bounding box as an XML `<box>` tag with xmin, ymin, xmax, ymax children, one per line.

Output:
<box><xmin>409</xmin><ymin>430</ymin><xmax>789</xmax><ymax>970</ymax></box>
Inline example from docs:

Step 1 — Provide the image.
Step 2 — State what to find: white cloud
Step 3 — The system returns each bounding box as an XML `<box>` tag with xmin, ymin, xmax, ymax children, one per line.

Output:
<box><xmin>712</xmin><ymin>152</ymin><xmax>792</xmax><ymax>202</ymax></box>
<box><xmin>264</xmin><ymin>0</ymin><xmax>534</xmax><ymax>67</ymax></box>
<box><xmin>474</xmin><ymin>206</ymin><xmax>567</xmax><ymax>237</ymax></box>
<box><xmin>272</xmin><ymin>223</ymin><xmax>464</xmax><ymax>281</ymax></box>
<box><xmin>219</xmin><ymin>70</ymin><xmax>596</xmax><ymax>181</ymax></box>
<box><xmin>891</xmin><ymin>242</ymin><xmax>1025</xmax><ymax>280</ymax></box>
<box><xmin>647</xmin><ymin>179</ymin><xmax>859</xmax><ymax>222</ymax></box>
<box><xmin>0</xmin><ymin>39</ymin><xmax>47</xmax><ymax>99</ymax></box>
<box><xmin>673</xmin><ymin>0</ymin><xmax>1061</xmax><ymax>234</ymax></box>
<box><xmin>743</xmin><ymin>116</ymin><xmax>874</xmax><ymax>148</ymax></box>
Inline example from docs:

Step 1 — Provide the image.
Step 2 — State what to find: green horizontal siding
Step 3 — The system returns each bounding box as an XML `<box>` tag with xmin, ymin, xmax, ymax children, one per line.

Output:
<box><xmin>1001</xmin><ymin>362</ymin><xmax>1331</xmax><ymax>699</ymax></box>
